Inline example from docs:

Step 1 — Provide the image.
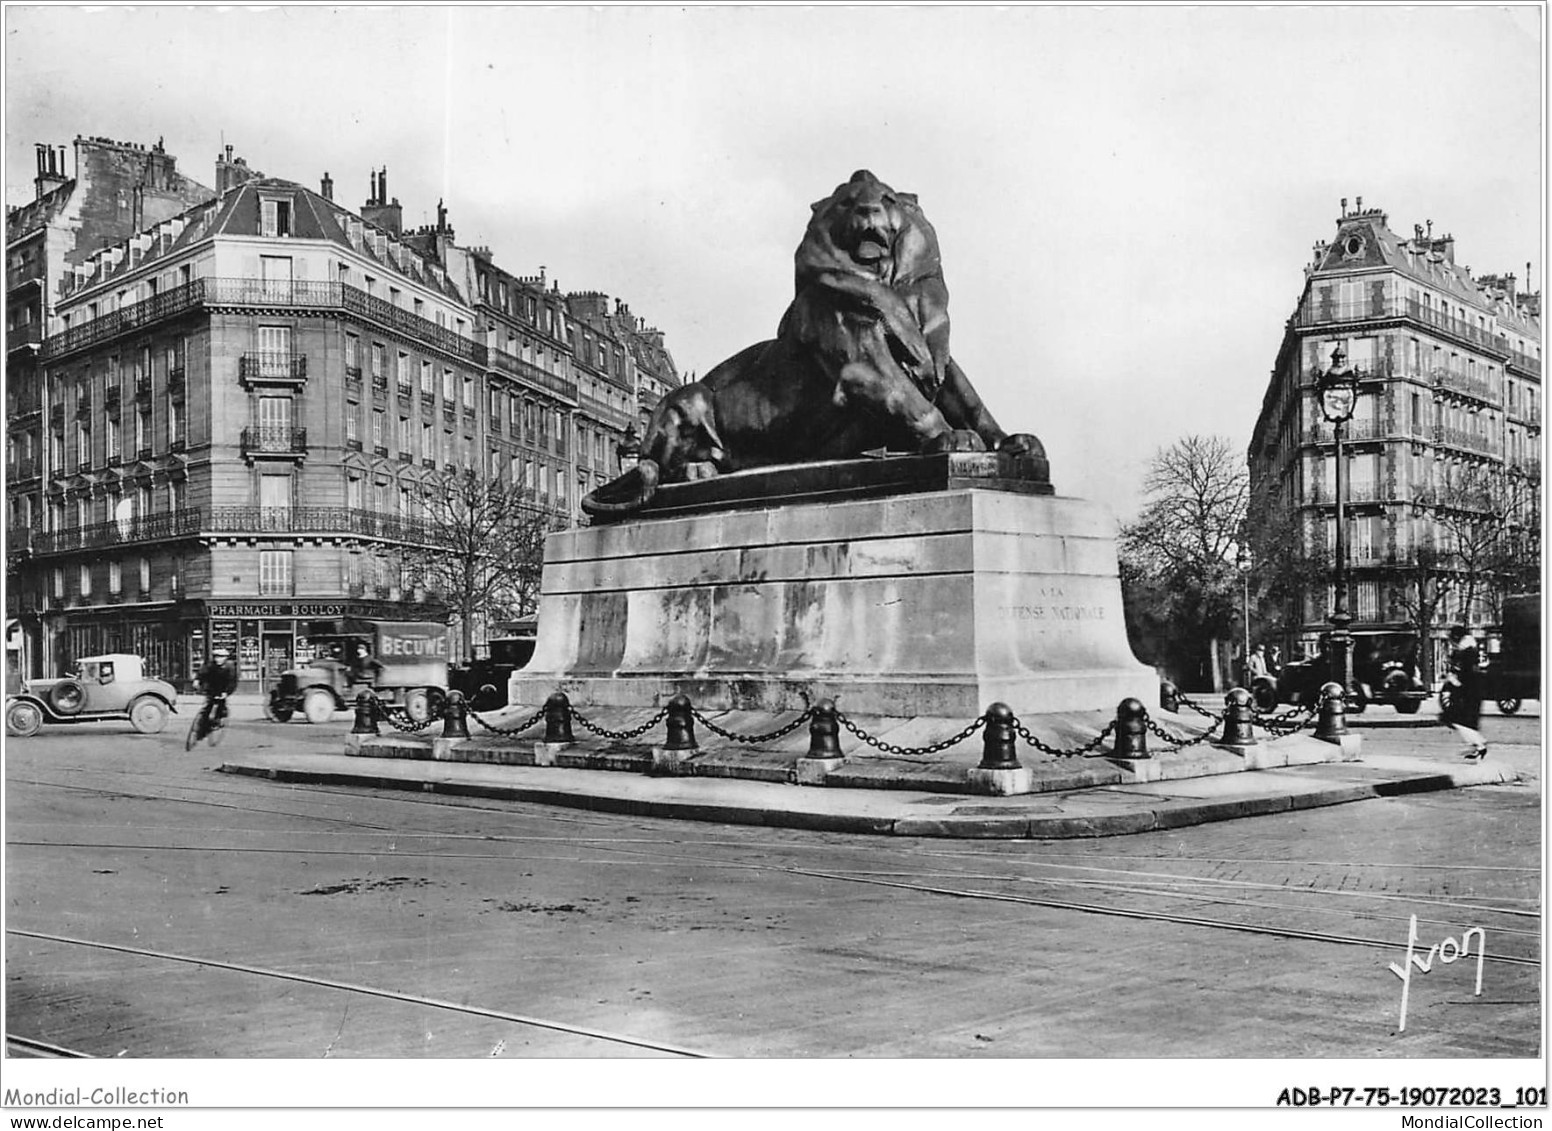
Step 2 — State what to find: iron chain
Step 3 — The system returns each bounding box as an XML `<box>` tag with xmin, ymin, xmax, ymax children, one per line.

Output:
<box><xmin>468</xmin><ymin>703</ymin><xmax>547</xmax><ymax>736</ymax></box>
<box><xmin>833</xmin><ymin>709</ymin><xmax>985</xmax><ymax>759</ymax></box>
<box><xmin>375</xmin><ymin>698</ymin><xmax>443</xmax><ymax>734</ymax></box>
<box><xmin>1173</xmin><ymin>691</ymin><xmax>1224</xmax><ymax>722</ymax></box>
<box><xmin>1143</xmin><ymin>714</ymin><xmax>1223</xmax><ymax>750</ymax></box>
<box><xmin>568</xmin><ymin>705</ymin><xmax>670</xmax><ymax>743</ymax></box>
<box><xmin>1014</xmin><ymin>718</ymin><xmax>1118</xmax><ymax>758</ymax></box>
<box><xmin>690</xmin><ymin>705</ymin><xmax>814</xmax><ymax>745</ymax></box>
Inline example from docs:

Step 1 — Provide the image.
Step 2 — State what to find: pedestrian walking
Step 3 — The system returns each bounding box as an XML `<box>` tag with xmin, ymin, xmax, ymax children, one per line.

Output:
<box><xmin>1441</xmin><ymin>625</ymin><xmax>1487</xmax><ymax>760</ymax></box>
<box><xmin>1247</xmin><ymin>644</ymin><xmax>1270</xmax><ymax>682</ymax></box>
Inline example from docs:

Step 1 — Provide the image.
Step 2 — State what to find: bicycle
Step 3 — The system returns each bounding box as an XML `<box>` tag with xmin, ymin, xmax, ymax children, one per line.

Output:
<box><xmin>185</xmin><ymin>694</ymin><xmax>230</xmax><ymax>750</ymax></box>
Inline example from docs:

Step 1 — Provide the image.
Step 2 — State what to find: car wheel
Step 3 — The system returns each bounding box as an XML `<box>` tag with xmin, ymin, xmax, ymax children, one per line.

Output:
<box><xmin>129</xmin><ymin>696</ymin><xmax>169</xmax><ymax>734</ymax></box>
<box><xmin>48</xmin><ymin>679</ymin><xmax>87</xmax><ymax>716</ymax></box>
<box><xmin>1250</xmin><ymin>678</ymin><xmax>1278</xmax><ymax>713</ymax></box>
<box><xmin>1346</xmin><ymin>683</ymin><xmax>1369</xmax><ymax>714</ymax></box>
<box><xmin>268</xmin><ymin>703</ymin><xmax>295</xmax><ymax>722</ymax></box>
<box><xmin>403</xmin><ymin>688</ymin><xmax>431</xmax><ymax>723</ymax></box>
<box><xmin>1497</xmin><ymin>698</ymin><xmax>1522</xmax><ymax>716</ymax></box>
<box><xmin>302</xmin><ymin>688</ymin><xmax>336</xmax><ymax>724</ymax></box>
<box><xmin>1395</xmin><ymin>699</ymin><xmax>1422</xmax><ymax>715</ymax></box>
<box><xmin>6</xmin><ymin>699</ymin><xmax>43</xmax><ymax>737</ymax></box>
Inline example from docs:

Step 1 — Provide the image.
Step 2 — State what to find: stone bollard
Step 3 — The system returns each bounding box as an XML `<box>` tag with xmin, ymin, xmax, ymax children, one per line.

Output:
<box><xmin>1314</xmin><ymin>681</ymin><xmax>1349</xmax><ymax>743</ymax></box>
<box><xmin>1218</xmin><ymin>687</ymin><xmax>1257</xmax><ymax>749</ymax></box>
<box><xmin>531</xmin><ymin>690</ymin><xmax>575</xmax><ymax>767</ymax></box>
<box><xmin>664</xmin><ymin>695</ymin><xmax>697</xmax><ymax>750</ymax></box>
<box><xmin>1112</xmin><ymin>698</ymin><xmax>1148</xmax><ymax>758</ymax></box>
<box><xmin>796</xmin><ymin>698</ymin><xmax>845</xmax><ymax>785</ymax></box>
<box><xmin>979</xmin><ymin>702</ymin><xmax>1020</xmax><ymax>769</ymax></box>
<box><xmin>1159</xmin><ymin>681</ymin><xmax>1180</xmax><ymax>714</ymax></box>
<box><xmin>652</xmin><ymin>695</ymin><xmax>698</xmax><ymax>775</ymax></box>
<box><xmin>543</xmin><ymin>691</ymin><xmax>575</xmax><ymax>744</ymax></box>
<box><xmin>806</xmin><ymin>699</ymin><xmax>842</xmax><ymax>759</ymax></box>
<box><xmin>441</xmin><ymin>689</ymin><xmax>470</xmax><ymax>739</ymax></box>
<box><xmin>350</xmin><ymin>690</ymin><xmax>380</xmax><ymax>736</ymax></box>
<box><xmin>967</xmin><ymin>702</ymin><xmax>1031</xmax><ymax>796</ymax></box>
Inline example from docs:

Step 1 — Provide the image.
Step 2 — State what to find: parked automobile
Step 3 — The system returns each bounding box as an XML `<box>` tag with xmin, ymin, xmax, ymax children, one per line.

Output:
<box><xmin>1481</xmin><ymin>594</ymin><xmax>1540</xmax><ymax>715</ymax></box>
<box><xmin>1252</xmin><ymin>632</ymin><xmax>1428</xmax><ymax>715</ymax></box>
<box><xmin>266</xmin><ymin>620</ymin><xmax>450</xmax><ymax>723</ymax></box>
<box><xmin>5</xmin><ymin>653</ymin><xmax>178</xmax><ymax>737</ymax></box>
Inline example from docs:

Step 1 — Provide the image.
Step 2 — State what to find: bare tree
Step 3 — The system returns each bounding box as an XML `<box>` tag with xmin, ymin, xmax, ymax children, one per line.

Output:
<box><xmin>401</xmin><ymin>471</ymin><xmax>558</xmax><ymax>659</ymax></box>
<box><xmin>1415</xmin><ymin>461</ymin><xmax>1542</xmax><ymax>629</ymax></box>
<box><xmin>1119</xmin><ymin>435</ymin><xmax>1248</xmax><ymax>689</ymax></box>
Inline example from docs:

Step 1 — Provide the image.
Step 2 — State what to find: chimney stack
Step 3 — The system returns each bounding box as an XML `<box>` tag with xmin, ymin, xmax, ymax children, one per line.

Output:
<box><xmin>321</xmin><ymin>171</ymin><xmax>333</xmax><ymax>201</ymax></box>
<box><xmin>34</xmin><ymin>141</ymin><xmax>69</xmax><ymax>200</ymax></box>
<box><xmin>1340</xmin><ymin>197</ymin><xmax>1347</xmax><ymax>217</ymax></box>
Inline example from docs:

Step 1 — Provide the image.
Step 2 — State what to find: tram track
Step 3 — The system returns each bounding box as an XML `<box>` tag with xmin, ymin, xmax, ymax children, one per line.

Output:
<box><xmin>8</xmin><ymin>928</ymin><xmax>715</xmax><ymax>1058</ymax></box>
<box><xmin>11</xmin><ymin>767</ymin><xmax>1539</xmax><ymax>955</ymax></box>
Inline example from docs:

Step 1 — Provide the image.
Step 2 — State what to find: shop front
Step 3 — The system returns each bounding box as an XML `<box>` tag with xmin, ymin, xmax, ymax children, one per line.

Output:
<box><xmin>194</xmin><ymin>599</ymin><xmax>447</xmax><ymax>694</ymax></box>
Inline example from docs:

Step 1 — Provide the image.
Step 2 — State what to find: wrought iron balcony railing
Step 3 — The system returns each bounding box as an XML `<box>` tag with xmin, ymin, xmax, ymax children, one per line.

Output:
<box><xmin>239</xmin><ymin>353</ymin><xmax>307</xmax><ymax>384</ymax></box>
<box><xmin>204</xmin><ymin>505</ymin><xmax>445</xmax><ymax>545</ymax></box>
<box><xmin>489</xmin><ymin>346</ymin><xmax>579</xmax><ymax>403</ymax></box>
<box><xmin>44</xmin><ymin>278</ymin><xmax>490</xmax><ymax>368</ymax></box>
<box><xmin>1432</xmin><ymin>424</ymin><xmax>1497</xmax><ymax>457</ymax></box>
<box><xmin>6</xmin><ymin>322</ymin><xmax>44</xmax><ymax>350</ymax></box>
<box><xmin>241</xmin><ymin>426</ymin><xmax>308</xmax><ymax>457</ymax></box>
<box><xmin>32</xmin><ymin>508</ymin><xmax>204</xmax><ymax>555</ymax></box>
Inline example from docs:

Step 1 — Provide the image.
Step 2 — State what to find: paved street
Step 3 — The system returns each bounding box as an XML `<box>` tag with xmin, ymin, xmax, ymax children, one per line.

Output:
<box><xmin>4</xmin><ymin>700</ymin><xmax>1541</xmax><ymax>1064</ymax></box>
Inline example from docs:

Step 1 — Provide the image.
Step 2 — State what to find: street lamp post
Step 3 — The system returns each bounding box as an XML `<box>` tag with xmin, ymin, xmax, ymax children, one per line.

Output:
<box><xmin>1317</xmin><ymin>344</ymin><xmax>1361</xmax><ymax>700</ymax></box>
<box><xmin>1236</xmin><ymin>545</ymin><xmax>1252</xmax><ymax>688</ymax></box>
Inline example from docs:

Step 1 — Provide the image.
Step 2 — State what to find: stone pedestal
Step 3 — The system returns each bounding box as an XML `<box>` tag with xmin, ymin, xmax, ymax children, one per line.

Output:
<box><xmin>511</xmin><ymin>457</ymin><xmax>1155</xmax><ymax>722</ymax></box>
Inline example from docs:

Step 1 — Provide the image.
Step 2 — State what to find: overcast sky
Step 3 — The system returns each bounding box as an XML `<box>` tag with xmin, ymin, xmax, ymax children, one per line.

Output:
<box><xmin>4</xmin><ymin>5</ymin><xmax>1543</xmax><ymax>521</ymax></box>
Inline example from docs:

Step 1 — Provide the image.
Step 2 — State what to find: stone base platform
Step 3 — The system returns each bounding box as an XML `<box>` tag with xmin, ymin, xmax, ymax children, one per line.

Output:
<box><xmin>513</xmin><ymin>457</ymin><xmax>1156</xmax><ymax>719</ymax></box>
<box><xmin>347</xmin><ymin>704</ymin><xmax>1360</xmax><ymax>797</ymax></box>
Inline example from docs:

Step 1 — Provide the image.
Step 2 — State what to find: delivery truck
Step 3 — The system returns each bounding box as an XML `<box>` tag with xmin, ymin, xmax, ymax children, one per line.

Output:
<box><xmin>265</xmin><ymin>620</ymin><xmax>451</xmax><ymax>724</ymax></box>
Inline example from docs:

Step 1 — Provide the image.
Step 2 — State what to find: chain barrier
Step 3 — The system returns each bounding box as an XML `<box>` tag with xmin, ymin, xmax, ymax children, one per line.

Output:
<box><xmin>1143</xmin><ymin>712</ymin><xmax>1224</xmax><ymax>751</ymax></box>
<box><xmin>568</xmin><ymin>705</ymin><xmax>670</xmax><ymax>743</ymax></box>
<box><xmin>689</xmin><ymin>705</ymin><xmax>814</xmax><ymax>745</ymax></box>
<box><xmin>468</xmin><ymin>703</ymin><xmax>547</xmax><ymax>736</ymax></box>
<box><xmin>832</xmin><ymin>708</ymin><xmax>985</xmax><ymax>759</ymax></box>
<box><xmin>1173</xmin><ymin>691</ymin><xmax>1224</xmax><ymax>722</ymax></box>
<box><xmin>1013</xmin><ymin>718</ymin><xmax>1118</xmax><ymax>759</ymax></box>
<box><xmin>375</xmin><ymin>698</ymin><xmax>444</xmax><ymax>735</ymax></box>
<box><xmin>1255</xmin><ymin>704</ymin><xmax>1318</xmax><ymax>735</ymax></box>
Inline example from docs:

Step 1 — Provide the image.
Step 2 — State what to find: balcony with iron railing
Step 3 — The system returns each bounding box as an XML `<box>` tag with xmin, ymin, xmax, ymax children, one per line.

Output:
<box><xmin>240</xmin><ymin>425</ymin><xmax>308</xmax><ymax>459</ymax></box>
<box><xmin>371</xmin><ymin>372</ymin><xmax>389</xmax><ymax>393</ymax></box>
<box><xmin>1429</xmin><ymin>366</ymin><xmax>1501</xmax><ymax>406</ymax></box>
<box><xmin>32</xmin><ymin>508</ymin><xmax>204</xmax><ymax>555</ymax></box>
<box><xmin>44</xmin><ymin>278</ymin><xmax>490</xmax><ymax>367</ymax></box>
<box><xmin>1293</xmin><ymin>293</ymin><xmax>1516</xmax><ymax>356</ymax></box>
<box><xmin>6</xmin><ymin>322</ymin><xmax>44</xmax><ymax>351</ymax></box>
<box><xmin>1506</xmin><ymin>349</ymin><xmax>1542</xmax><ymax>377</ymax></box>
<box><xmin>488</xmin><ymin>346</ymin><xmax>579</xmax><ymax>403</ymax></box>
<box><xmin>167</xmin><ymin>365</ymin><xmax>185</xmax><ymax>392</ymax></box>
<box><xmin>239</xmin><ymin>353</ymin><xmax>307</xmax><ymax>386</ymax></box>
<box><xmin>1432</xmin><ymin>424</ymin><xmax>1498</xmax><ymax>457</ymax></box>
<box><xmin>204</xmin><ymin>505</ymin><xmax>445</xmax><ymax>545</ymax></box>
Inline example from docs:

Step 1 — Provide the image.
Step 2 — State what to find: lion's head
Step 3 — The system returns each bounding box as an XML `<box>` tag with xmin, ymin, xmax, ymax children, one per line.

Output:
<box><xmin>796</xmin><ymin>170</ymin><xmax>942</xmax><ymax>289</ymax></box>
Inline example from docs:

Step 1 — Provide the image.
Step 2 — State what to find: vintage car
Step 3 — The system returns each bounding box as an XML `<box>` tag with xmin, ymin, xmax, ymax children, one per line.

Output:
<box><xmin>5</xmin><ymin>653</ymin><xmax>179</xmax><ymax>737</ymax></box>
<box><xmin>1252</xmin><ymin>633</ymin><xmax>1429</xmax><ymax>715</ymax></box>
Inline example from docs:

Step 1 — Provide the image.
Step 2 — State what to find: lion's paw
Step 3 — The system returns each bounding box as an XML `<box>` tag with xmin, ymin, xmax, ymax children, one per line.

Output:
<box><xmin>924</xmin><ymin>429</ymin><xmax>987</xmax><ymax>454</ymax></box>
<box><xmin>996</xmin><ymin>433</ymin><xmax>1045</xmax><ymax>459</ymax></box>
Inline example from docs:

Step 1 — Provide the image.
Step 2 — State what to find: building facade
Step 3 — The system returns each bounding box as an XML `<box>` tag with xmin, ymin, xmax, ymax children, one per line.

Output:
<box><xmin>7</xmin><ymin>146</ymin><xmax>679</xmax><ymax>689</ymax></box>
<box><xmin>1248</xmin><ymin>201</ymin><xmax>1541</xmax><ymax>677</ymax></box>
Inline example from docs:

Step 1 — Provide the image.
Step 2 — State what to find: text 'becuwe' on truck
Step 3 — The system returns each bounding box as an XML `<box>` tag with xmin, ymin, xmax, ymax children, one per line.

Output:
<box><xmin>265</xmin><ymin>621</ymin><xmax>451</xmax><ymax>724</ymax></box>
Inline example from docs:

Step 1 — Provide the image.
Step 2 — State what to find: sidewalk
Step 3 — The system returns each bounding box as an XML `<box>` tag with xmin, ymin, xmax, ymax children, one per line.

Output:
<box><xmin>217</xmin><ymin>741</ymin><xmax>1519</xmax><ymax>840</ymax></box>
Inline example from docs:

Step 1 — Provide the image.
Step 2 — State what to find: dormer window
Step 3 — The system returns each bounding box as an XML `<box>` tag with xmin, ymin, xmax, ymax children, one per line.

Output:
<box><xmin>261</xmin><ymin>195</ymin><xmax>293</xmax><ymax>238</ymax></box>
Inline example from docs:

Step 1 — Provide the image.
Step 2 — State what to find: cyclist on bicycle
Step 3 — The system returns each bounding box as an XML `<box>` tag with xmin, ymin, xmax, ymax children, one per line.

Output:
<box><xmin>196</xmin><ymin>648</ymin><xmax>238</xmax><ymax>729</ymax></box>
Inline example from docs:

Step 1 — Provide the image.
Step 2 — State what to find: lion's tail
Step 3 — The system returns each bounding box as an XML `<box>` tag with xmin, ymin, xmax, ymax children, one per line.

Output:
<box><xmin>579</xmin><ymin>459</ymin><xmax>661</xmax><ymax>520</ymax></box>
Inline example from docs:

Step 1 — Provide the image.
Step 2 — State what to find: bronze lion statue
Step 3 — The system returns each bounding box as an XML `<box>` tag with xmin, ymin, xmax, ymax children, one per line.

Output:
<box><xmin>582</xmin><ymin>170</ymin><xmax>1038</xmax><ymax>517</ymax></box>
